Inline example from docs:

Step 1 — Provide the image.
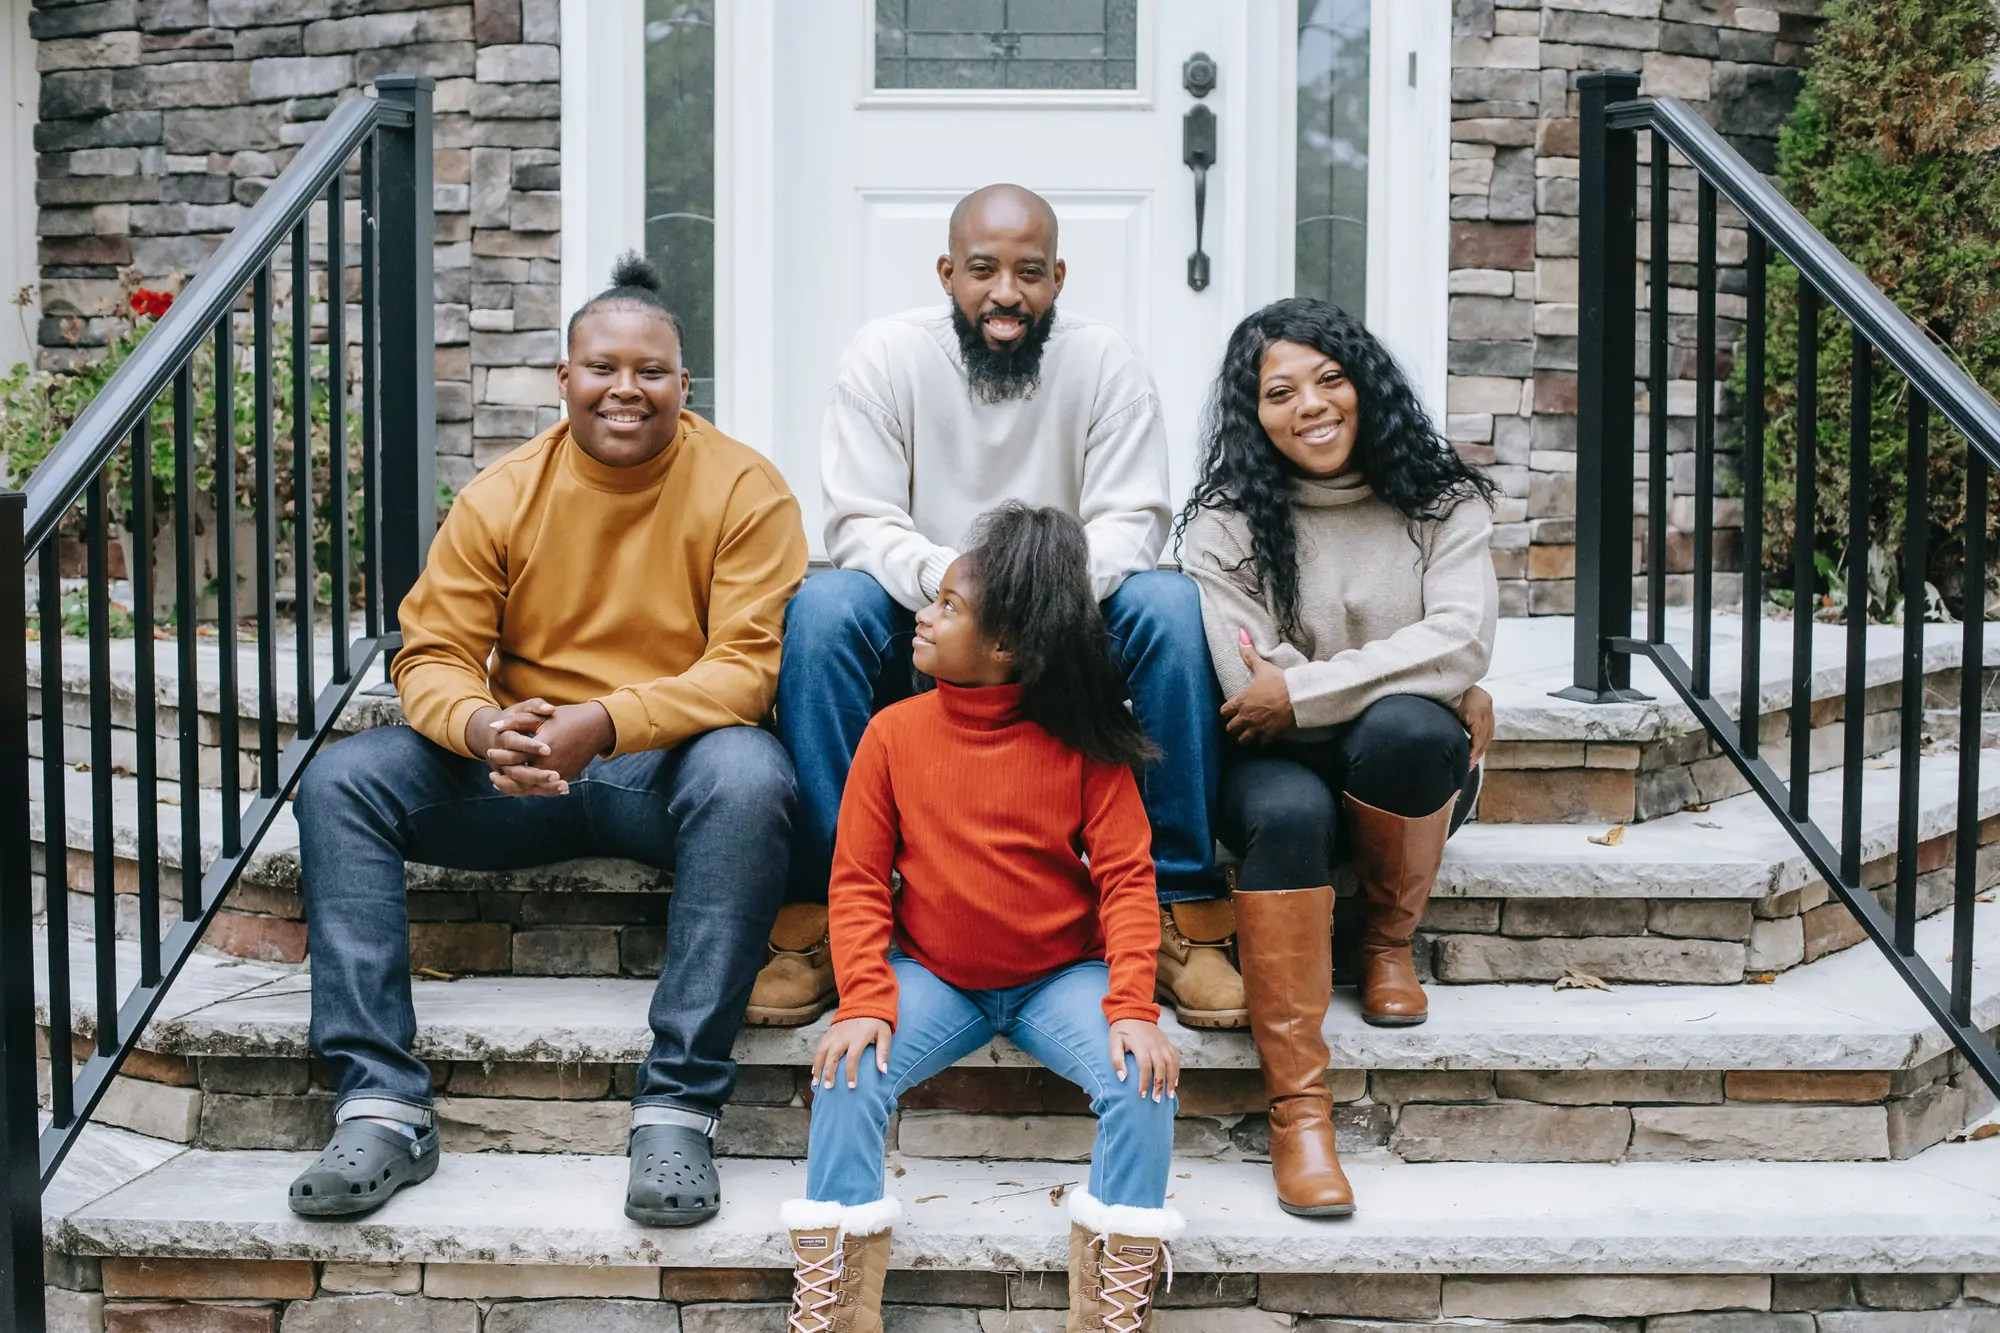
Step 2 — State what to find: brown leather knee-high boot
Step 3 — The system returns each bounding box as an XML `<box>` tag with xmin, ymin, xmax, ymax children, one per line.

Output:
<box><xmin>1343</xmin><ymin>791</ymin><xmax>1457</xmax><ymax>1027</ymax></box>
<box><xmin>1232</xmin><ymin>885</ymin><xmax>1354</xmax><ymax>1217</ymax></box>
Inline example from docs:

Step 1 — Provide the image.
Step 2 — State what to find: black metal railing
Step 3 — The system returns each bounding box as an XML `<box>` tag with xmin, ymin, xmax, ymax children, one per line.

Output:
<box><xmin>0</xmin><ymin>76</ymin><xmax>437</xmax><ymax>1330</ymax></box>
<box><xmin>1566</xmin><ymin>72</ymin><xmax>2000</xmax><ymax>1095</ymax></box>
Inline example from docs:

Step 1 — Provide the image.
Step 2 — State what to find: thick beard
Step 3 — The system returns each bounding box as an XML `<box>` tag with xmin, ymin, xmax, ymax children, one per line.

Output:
<box><xmin>951</xmin><ymin>301</ymin><xmax>1057</xmax><ymax>405</ymax></box>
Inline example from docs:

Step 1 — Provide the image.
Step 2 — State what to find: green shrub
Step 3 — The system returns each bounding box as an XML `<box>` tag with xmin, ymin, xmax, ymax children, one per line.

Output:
<box><xmin>1754</xmin><ymin>0</ymin><xmax>2000</xmax><ymax>616</ymax></box>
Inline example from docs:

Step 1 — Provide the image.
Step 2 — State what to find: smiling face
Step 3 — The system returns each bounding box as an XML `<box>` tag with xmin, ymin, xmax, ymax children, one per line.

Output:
<box><xmin>556</xmin><ymin>305</ymin><xmax>690</xmax><ymax>467</ymax></box>
<box><xmin>911</xmin><ymin>559</ymin><xmax>1014</xmax><ymax>687</ymax></box>
<box><xmin>938</xmin><ymin>187</ymin><xmax>1064</xmax><ymax>351</ymax></box>
<box><xmin>1256</xmin><ymin>338</ymin><xmax>1363</xmax><ymax>479</ymax></box>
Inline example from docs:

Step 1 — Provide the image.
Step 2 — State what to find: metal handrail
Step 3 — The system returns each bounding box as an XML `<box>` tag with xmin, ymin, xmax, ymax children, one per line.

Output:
<box><xmin>1607</xmin><ymin>95</ymin><xmax>2000</xmax><ymax>466</ymax></box>
<box><xmin>1568</xmin><ymin>73</ymin><xmax>2000</xmax><ymax>1101</ymax></box>
<box><xmin>20</xmin><ymin>96</ymin><xmax>409</xmax><ymax>554</ymax></box>
<box><xmin>1</xmin><ymin>76</ymin><xmax>436</xmax><ymax>1333</ymax></box>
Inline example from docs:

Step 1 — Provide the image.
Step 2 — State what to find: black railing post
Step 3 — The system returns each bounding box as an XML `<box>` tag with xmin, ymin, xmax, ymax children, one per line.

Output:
<box><xmin>1560</xmin><ymin>71</ymin><xmax>1645</xmax><ymax>703</ymax></box>
<box><xmin>0</xmin><ymin>491</ymin><xmax>45</xmax><ymax>1333</ymax></box>
<box><xmin>374</xmin><ymin>74</ymin><xmax>437</xmax><ymax>633</ymax></box>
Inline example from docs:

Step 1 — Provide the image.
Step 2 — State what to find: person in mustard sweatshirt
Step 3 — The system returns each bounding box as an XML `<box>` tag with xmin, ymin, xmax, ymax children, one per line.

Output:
<box><xmin>284</xmin><ymin>254</ymin><xmax>808</xmax><ymax>1228</ymax></box>
<box><xmin>777</xmin><ymin>504</ymin><xmax>1183</xmax><ymax>1333</ymax></box>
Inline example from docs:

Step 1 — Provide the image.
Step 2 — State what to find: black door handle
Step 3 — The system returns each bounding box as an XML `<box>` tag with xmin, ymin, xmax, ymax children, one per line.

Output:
<box><xmin>1183</xmin><ymin>104</ymin><xmax>1215</xmax><ymax>292</ymax></box>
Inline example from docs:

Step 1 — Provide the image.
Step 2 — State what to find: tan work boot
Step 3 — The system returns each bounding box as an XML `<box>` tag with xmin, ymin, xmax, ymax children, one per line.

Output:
<box><xmin>748</xmin><ymin>902</ymin><xmax>837</xmax><ymax>1027</ymax></box>
<box><xmin>1343</xmin><ymin>792</ymin><xmax>1457</xmax><ymax>1027</ymax></box>
<box><xmin>1153</xmin><ymin>900</ymin><xmax>1248</xmax><ymax>1029</ymax></box>
<box><xmin>1066</xmin><ymin>1190</ymin><xmax>1183</xmax><ymax>1332</ymax></box>
<box><xmin>780</xmin><ymin>1198</ymin><xmax>898</xmax><ymax>1332</ymax></box>
<box><xmin>1233</xmin><ymin>885</ymin><xmax>1355</xmax><ymax>1217</ymax></box>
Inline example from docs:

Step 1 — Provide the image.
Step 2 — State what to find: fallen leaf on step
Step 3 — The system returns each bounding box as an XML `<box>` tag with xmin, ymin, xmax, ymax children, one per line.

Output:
<box><xmin>891</xmin><ymin>1164</ymin><xmax>907</xmax><ymax>1177</ymax></box>
<box><xmin>1049</xmin><ymin>1182</ymin><xmax>1070</xmax><ymax>1205</ymax></box>
<box><xmin>1587</xmin><ymin>824</ymin><xmax>1626</xmax><ymax>847</ymax></box>
<box><xmin>1948</xmin><ymin>1122</ymin><xmax>2000</xmax><ymax>1143</ymax></box>
<box><xmin>1176</xmin><ymin>1172</ymin><xmax>1191</xmax><ymax>1179</ymax></box>
<box><xmin>1981</xmin><ymin>894</ymin><xmax>1995</xmax><ymax>904</ymax></box>
<box><xmin>71</xmin><ymin>762</ymin><xmax>90</xmax><ymax>773</ymax></box>
<box><xmin>1695</xmin><ymin>821</ymin><xmax>1722</xmax><ymax>829</ymax></box>
<box><xmin>915</xmin><ymin>1194</ymin><xmax>947</xmax><ymax>1204</ymax></box>
<box><xmin>1555</xmin><ymin>969</ymin><xmax>1611</xmax><ymax>991</ymax></box>
<box><xmin>159</xmin><ymin>793</ymin><xmax>180</xmax><ymax>806</ymax></box>
<box><xmin>996</xmin><ymin>1181</ymin><xmax>1023</xmax><ymax>1187</ymax></box>
<box><xmin>412</xmin><ymin>967</ymin><xmax>456</xmax><ymax>981</ymax></box>
<box><xmin>1683</xmin><ymin>802</ymin><xmax>1712</xmax><ymax>813</ymax></box>
<box><xmin>1748</xmin><ymin>972</ymin><xmax>1776</xmax><ymax>984</ymax></box>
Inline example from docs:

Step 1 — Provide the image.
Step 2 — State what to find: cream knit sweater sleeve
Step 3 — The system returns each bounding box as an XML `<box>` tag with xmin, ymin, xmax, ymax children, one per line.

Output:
<box><xmin>1282</xmin><ymin>497</ymin><xmax>1498</xmax><ymax>729</ymax></box>
<box><xmin>1182</xmin><ymin>506</ymin><xmax>1315</xmax><ymax>705</ymax></box>
<box><xmin>821</xmin><ymin>326</ymin><xmax>958</xmax><ymax>611</ymax></box>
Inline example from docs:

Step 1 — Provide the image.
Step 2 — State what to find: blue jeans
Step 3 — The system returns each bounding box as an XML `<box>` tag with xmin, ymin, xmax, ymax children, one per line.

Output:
<box><xmin>804</xmin><ymin>955</ymin><xmax>1176</xmax><ymax>1209</ymax></box>
<box><xmin>776</xmin><ymin>568</ymin><xmax>1221</xmax><ymax>901</ymax></box>
<box><xmin>295</xmin><ymin>723</ymin><xmax>796</xmax><ymax>1125</ymax></box>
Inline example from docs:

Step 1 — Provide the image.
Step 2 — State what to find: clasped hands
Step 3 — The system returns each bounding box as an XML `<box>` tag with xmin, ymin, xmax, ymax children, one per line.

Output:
<box><xmin>465</xmin><ymin>697</ymin><xmax>615</xmax><ymax>797</ymax></box>
<box><xmin>813</xmin><ymin>1015</ymin><xmax>1181</xmax><ymax>1102</ymax></box>
<box><xmin>1221</xmin><ymin>627</ymin><xmax>1494</xmax><ymax>764</ymax></box>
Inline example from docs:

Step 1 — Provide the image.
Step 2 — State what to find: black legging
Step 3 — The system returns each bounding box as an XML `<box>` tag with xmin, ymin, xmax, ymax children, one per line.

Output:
<box><xmin>1222</xmin><ymin>694</ymin><xmax>1476</xmax><ymax>892</ymax></box>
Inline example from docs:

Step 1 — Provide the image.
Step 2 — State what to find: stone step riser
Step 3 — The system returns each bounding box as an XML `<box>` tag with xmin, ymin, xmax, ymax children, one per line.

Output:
<box><xmin>44</xmin><ymin>1259</ymin><xmax>2000</xmax><ymax>1331</ymax></box>
<box><xmin>33</xmin><ymin>821</ymin><xmax>1998</xmax><ymax>981</ymax></box>
<box><xmin>1483</xmin><ymin>666</ymin><xmax>1994</xmax><ymax>824</ymax></box>
<box><xmin>39</xmin><ymin>1040</ymin><xmax>1991</xmax><ymax>1166</ymax></box>
<box><xmin>34</xmin><ymin>659</ymin><xmax>1993</xmax><ymax>825</ymax></box>
<box><xmin>40</xmin><ymin>1262</ymin><xmax>2000</xmax><ymax>1330</ymax></box>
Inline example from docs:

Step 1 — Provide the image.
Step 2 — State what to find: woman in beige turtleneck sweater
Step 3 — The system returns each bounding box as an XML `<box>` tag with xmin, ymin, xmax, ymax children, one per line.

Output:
<box><xmin>1179</xmin><ymin>298</ymin><xmax>1499</xmax><ymax>1221</ymax></box>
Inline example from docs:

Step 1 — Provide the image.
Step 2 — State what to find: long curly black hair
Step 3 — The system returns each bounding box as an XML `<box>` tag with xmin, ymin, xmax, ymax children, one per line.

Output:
<box><xmin>959</xmin><ymin>503</ymin><xmax>1160</xmax><ymax>772</ymax></box>
<box><xmin>1177</xmin><ymin>297</ymin><xmax>1496</xmax><ymax>640</ymax></box>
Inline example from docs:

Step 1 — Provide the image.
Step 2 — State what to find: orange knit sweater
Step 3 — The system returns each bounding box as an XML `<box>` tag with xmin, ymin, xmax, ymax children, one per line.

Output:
<box><xmin>827</xmin><ymin>681</ymin><xmax>1162</xmax><ymax>1028</ymax></box>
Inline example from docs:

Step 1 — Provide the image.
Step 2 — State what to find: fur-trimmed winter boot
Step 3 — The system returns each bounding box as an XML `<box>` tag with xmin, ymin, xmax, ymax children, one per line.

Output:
<box><xmin>779</xmin><ymin>1197</ymin><xmax>899</xmax><ymax>1333</ymax></box>
<box><xmin>1065</xmin><ymin>1188</ymin><xmax>1183</xmax><ymax>1332</ymax></box>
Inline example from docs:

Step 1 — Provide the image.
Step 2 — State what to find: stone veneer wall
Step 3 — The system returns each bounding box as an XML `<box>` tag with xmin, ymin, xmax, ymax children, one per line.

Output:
<box><xmin>29</xmin><ymin>0</ymin><xmax>561</xmax><ymax>495</ymax></box>
<box><xmin>1447</xmin><ymin>0</ymin><xmax>1820</xmax><ymax>614</ymax></box>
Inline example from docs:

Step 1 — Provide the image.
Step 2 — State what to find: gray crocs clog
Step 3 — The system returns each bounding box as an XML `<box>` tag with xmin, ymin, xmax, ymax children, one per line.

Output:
<box><xmin>288</xmin><ymin>1119</ymin><xmax>439</xmax><ymax>1218</ymax></box>
<box><xmin>625</xmin><ymin>1123</ymin><xmax>720</xmax><ymax>1226</ymax></box>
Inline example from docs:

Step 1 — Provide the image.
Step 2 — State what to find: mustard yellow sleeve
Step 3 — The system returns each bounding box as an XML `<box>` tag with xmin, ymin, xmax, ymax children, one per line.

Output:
<box><xmin>390</xmin><ymin>482</ymin><xmax>508</xmax><ymax>757</ymax></box>
<box><xmin>593</xmin><ymin>475</ymin><xmax>808</xmax><ymax>755</ymax></box>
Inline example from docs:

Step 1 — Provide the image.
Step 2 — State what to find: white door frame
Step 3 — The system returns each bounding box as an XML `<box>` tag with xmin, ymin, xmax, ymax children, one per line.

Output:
<box><xmin>1</xmin><ymin>0</ymin><xmax>38</xmax><ymax>373</ymax></box>
<box><xmin>559</xmin><ymin>0</ymin><xmax>1450</xmax><ymax>437</ymax></box>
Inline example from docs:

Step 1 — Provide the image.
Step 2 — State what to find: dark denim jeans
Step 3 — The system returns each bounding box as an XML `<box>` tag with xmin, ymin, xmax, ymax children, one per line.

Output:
<box><xmin>775</xmin><ymin>567</ymin><xmax>1221</xmax><ymax>903</ymax></box>
<box><xmin>295</xmin><ymin>722</ymin><xmax>796</xmax><ymax>1126</ymax></box>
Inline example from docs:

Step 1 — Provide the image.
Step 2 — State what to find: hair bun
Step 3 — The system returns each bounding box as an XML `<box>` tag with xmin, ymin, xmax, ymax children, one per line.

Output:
<box><xmin>608</xmin><ymin>250</ymin><xmax>665</xmax><ymax>293</ymax></box>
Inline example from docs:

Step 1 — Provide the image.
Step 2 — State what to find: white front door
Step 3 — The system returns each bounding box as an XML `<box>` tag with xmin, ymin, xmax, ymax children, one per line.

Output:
<box><xmin>729</xmin><ymin>0</ymin><xmax>1290</xmax><ymax>553</ymax></box>
<box><xmin>564</xmin><ymin>0</ymin><xmax>1451</xmax><ymax>553</ymax></box>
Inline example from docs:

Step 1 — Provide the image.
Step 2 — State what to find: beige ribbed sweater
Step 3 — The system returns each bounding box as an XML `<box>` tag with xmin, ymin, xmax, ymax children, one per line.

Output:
<box><xmin>1182</xmin><ymin>472</ymin><xmax>1497</xmax><ymax>741</ymax></box>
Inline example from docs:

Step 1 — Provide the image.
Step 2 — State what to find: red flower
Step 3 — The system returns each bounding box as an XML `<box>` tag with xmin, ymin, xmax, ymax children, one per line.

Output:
<box><xmin>129</xmin><ymin>288</ymin><xmax>174</xmax><ymax>319</ymax></box>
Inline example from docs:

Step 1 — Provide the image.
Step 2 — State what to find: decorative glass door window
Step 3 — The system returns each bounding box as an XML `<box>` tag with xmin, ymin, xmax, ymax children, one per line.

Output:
<box><xmin>1295</xmin><ymin>0</ymin><xmax>1369</xmax><ymax>318</ymax></box>
<box><xmin>644</xmin><ymin>0</ymin><xmax>716</xmax><ymax>414</ymax></box>
<box><xmin>874</xmin><ymin>0</ymin><xmax>1139</xmax><ymax>91</ymax></box>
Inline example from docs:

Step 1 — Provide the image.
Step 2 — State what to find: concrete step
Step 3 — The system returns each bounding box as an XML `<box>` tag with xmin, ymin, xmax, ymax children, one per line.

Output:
<box><xmin>30</xmin><ymin>894</ymin><xmax>2000</xmax><ymax>1164</ymax></box>
<box><xmin>43</xmin><ymin>1134</ymin><xmax>2000</xmax><ymax>1285</ymax></box>
<box><xmin>31</xmin><ymin>748</ymin><xmax>2000</xmax><ymax>985</ymax></box>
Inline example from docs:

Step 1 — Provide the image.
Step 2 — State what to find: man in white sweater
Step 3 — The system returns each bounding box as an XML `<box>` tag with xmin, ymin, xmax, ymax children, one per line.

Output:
<box><xmin>752</xmin><ymin>185</ymin><xmax>1244</xmax><ymax>1031</ymax></box>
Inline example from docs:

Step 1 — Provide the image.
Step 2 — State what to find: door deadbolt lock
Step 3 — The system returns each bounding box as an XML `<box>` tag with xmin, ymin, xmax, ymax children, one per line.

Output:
<box><xmin>1183</xmin><ymin>51</ymin><xmax>1216</xmax><ymax>99</ymax></box>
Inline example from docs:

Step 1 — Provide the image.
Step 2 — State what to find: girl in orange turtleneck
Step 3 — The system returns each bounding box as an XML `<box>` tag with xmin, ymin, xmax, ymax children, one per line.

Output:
<box><xmin>776</xmin><ymin>503</ymin><xmax>1184</xmax><ymax>1332</ymax></box>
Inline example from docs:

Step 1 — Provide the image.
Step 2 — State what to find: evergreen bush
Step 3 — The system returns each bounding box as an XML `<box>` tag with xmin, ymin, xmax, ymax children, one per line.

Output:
<box><xmin>1754</xmin><ymin>0</ymin><xmax>2000</xmax><ymax>616</ymax></box>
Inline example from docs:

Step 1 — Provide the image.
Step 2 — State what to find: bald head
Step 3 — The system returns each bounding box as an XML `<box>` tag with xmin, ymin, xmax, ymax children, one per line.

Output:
<box><xmin>947</xmin><ymin>183</ymin><xmax>1060</xmax><ymax>259</ymax></box>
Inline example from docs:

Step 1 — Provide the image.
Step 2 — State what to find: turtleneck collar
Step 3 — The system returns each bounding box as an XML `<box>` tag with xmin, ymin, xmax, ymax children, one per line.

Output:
<box><xmin>1292</xmin><ymin>467</ymin><xmax>1374</xmax><ymax>508</ymax></box>
<box><xmin>935</xmin><ymin>680</ymin><xmax>1024</xmax><ymax>729</ymax></box>
<box><xmin>557</xmin><ymin>413</ymin><xmax>688</xmax><ymax>494</ymax></box>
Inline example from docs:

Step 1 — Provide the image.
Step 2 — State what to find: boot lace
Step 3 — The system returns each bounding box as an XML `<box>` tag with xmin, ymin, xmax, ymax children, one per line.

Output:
<box><xmin>1095</xmin><ymin>1235</ymin><xmax>1173</xmax><ymax>1333</ymax></box>
<box><xmin>787</xmin><ymin>1243</ymin><xmax>843</xmax><ymax>1332</ymax></box>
